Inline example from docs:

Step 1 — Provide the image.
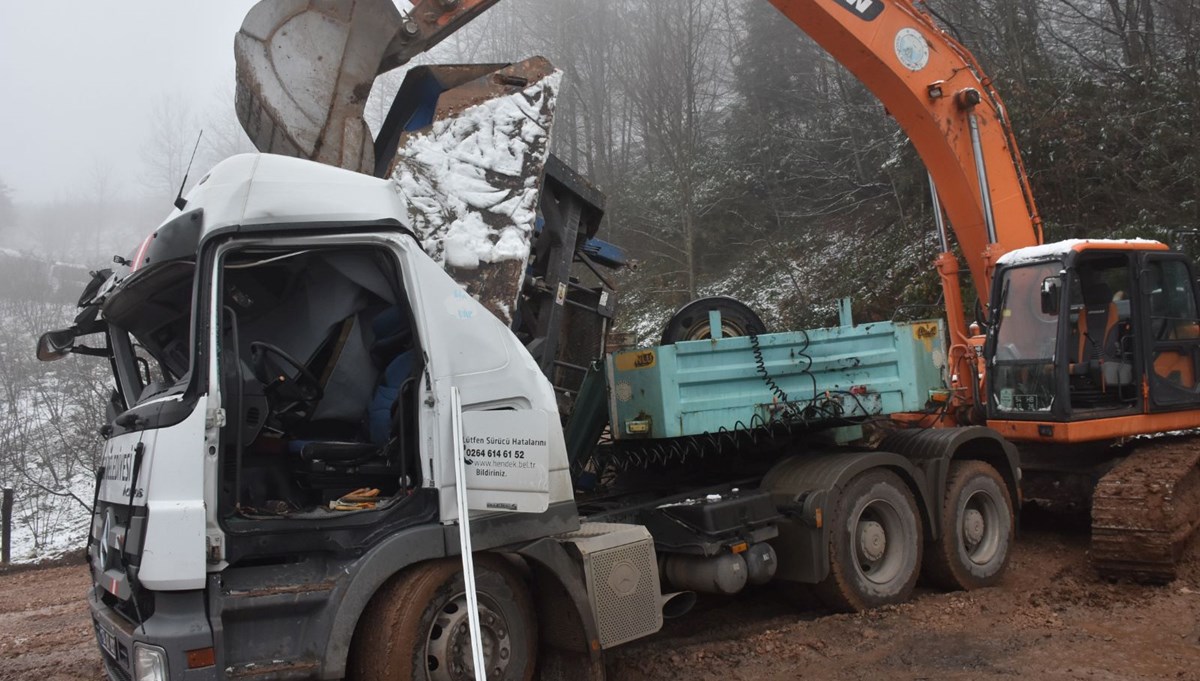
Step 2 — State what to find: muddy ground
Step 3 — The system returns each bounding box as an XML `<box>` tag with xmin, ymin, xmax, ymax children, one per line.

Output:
<box><xmin>2</xmin><ymin>513</ymin><xmax>1198</xmax><ymax>681</ymax></box>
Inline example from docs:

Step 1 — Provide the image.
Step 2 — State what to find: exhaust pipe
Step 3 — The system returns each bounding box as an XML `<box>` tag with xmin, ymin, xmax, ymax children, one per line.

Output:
<box><xmin>660</xmin><ymin>591</ymin><xmax>697</xmax><ymax>619</ymax></box>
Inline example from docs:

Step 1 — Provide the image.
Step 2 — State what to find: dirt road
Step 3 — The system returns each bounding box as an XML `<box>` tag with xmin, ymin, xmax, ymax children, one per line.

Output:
<box><xmin>1</xmin><ymin>519</ymin><xmax>1197</xmax><ymax>681</ymax></box>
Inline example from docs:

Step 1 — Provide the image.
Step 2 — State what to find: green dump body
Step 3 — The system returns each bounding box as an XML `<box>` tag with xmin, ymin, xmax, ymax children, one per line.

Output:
<box><xmin>605</xmin><ymin>317</ymin><xmax>947</xmax><ymax>441</ymax></box>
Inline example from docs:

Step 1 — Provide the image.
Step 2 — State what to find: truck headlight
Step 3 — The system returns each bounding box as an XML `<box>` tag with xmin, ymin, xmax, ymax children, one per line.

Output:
<box><xmin>134</xmin><ymin>643</ymin><xmax>169</xmax><ymax>681</ymax></box>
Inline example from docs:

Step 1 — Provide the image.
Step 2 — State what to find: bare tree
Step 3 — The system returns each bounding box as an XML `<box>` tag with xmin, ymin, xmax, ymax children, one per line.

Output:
<box><xmin>140</xmin><ymin>94</ymin><xmax>200</xmax><ymax>200</ymax></box>
<box><xmin>619</xmin><ymin>0</ymin><xmax>736</xmax><ymax>300</ymax></box>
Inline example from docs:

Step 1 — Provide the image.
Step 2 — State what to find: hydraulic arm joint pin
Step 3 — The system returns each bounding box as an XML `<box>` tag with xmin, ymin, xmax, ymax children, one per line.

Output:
<box><xmin>399</xmin><ymin>16</ymin><xmax>421</xmax><ymax>40</ymax></box>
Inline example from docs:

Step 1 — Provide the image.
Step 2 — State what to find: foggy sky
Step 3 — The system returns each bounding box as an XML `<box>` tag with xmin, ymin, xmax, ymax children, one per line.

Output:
<box><xmin>0</xmin><ymin>2</ymin><xmax>256</xmax><ymax>203</ymax></box>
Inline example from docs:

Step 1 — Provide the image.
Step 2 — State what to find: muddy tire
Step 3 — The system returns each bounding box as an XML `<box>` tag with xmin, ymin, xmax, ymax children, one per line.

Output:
<box><xmin>348</xmin><ymin>556</ymin><xmax>537</xmax><ymax>681</ymax></box>
<box><xmin>923</xmin><ymin>460</ymin><xmax>1014</xmax><ymax>591</ymax></box>
<box><xmin>660</xmin><ymin>296</ymin><xmax>767</xmax><ymax>344</ymax></box>
<box><xmin>815</xmin><ymin>469</ymin><xmax>923</xmax><ymax>612</ymax></box>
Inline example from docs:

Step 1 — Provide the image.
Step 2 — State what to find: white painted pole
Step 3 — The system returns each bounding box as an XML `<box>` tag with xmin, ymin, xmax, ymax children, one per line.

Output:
<box><xmin>450</xmin><ymin>387</ymin><xmax>487</xmax><ymax>680</ymax></box>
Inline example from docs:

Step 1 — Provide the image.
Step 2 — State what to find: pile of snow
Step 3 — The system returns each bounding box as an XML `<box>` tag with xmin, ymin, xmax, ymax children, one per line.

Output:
<box><xmin>390</xmin><ymin>70</ymin><xmax>561</xmax><ymax>271</ymax></box>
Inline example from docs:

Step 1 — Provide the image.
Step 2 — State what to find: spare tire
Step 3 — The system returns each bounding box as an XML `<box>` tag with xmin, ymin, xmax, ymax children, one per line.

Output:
<box><xmin>660</xmin><ymin>296</ymin><xmax>768</xmax><ymax>345</ymax></box>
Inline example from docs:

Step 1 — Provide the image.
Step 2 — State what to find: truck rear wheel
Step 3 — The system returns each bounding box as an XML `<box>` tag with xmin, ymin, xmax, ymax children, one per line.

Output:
<box><xmin>816</xmin><ymin>469</ymin><xmax>923</xmax><ymax>612</ymax></box>
<box><xmin>349</xmin><ymin>556</ymin><xmax>537</xmax><ymax>681</ymax></box>
<box><xmin>923</xmin><ymin>460</ymin><xmax>1013</xmax><ymax>591</ymax></box>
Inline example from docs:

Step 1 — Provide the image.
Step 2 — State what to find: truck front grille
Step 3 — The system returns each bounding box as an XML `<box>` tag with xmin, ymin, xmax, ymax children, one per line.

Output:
<box><xmin>102</xmin><ymin>652</ymin><xmax>132</xmax><ymax>681</ymax></box>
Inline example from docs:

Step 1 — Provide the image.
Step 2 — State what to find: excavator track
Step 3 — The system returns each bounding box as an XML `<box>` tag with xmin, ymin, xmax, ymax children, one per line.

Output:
<box><xmin>1091</xmin><ymin>434</ymin><xmax>1200</xmax><ymax>583</ymax></box>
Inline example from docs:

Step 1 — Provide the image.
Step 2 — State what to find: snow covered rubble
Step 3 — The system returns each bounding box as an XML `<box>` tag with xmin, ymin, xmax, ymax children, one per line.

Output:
<box><xmin>389</xmin><ymin>68</ymin><xmax>562</xmax><ymax>323</ymax></box>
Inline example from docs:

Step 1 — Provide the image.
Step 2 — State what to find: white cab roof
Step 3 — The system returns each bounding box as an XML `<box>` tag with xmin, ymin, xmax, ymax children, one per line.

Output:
<box><xmin>165</xmin><ymin>153</ymin><xmax>408</xmax><ymax>237</ymax></box>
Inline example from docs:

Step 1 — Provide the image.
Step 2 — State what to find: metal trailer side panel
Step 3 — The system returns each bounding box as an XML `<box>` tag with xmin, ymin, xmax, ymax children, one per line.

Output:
<box><xmin>608</xmin><ymin>319</ymin><xmax>946</xmax><ymax>440</ymax></box>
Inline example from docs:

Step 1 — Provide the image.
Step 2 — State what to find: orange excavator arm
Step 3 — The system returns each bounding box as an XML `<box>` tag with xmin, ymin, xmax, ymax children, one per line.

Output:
<box><xmin>768</xmin><ymin>0</ymin><xmax>1042</xmax><ymax>303</ymax></box>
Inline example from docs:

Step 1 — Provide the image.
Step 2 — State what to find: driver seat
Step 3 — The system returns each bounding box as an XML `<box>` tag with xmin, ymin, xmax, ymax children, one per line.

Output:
<box><xmin>289</xmin><ymin>306</ymin><xmax>416</xmax><ymax>484</ymax></box>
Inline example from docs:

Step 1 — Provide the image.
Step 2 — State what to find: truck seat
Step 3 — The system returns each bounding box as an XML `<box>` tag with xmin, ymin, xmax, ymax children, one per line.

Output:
<box><xmin>290</xmin><ymin>306</ymin><xmax>416</xmax><ymax>479</ymax></box>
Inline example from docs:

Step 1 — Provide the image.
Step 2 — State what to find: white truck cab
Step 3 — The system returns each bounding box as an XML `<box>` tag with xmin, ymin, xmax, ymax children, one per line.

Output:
<box><xmin>77</xmin><ymin>154</ymin><xmax>594</xmax><ymax>681</ymax></box>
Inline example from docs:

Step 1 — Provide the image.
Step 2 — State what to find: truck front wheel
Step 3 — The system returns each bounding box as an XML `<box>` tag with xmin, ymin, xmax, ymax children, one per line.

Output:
<box><xmin>923</xmin><ymin>460</ymin><xmax>1014</xmax><ymax>591</ymax></box>
<box><xmin>816</xmin><ymin>469</ymin><xmax>923</xmax><ymax>612</ymax></box>
<box><xmin>349</xmin><ymin>556</ymin><xmax>537</xmax><ymax>681</ymax></box>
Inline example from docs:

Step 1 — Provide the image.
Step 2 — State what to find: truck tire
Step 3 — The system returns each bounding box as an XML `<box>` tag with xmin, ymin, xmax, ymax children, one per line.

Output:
<box><xmin>348</xmin><ymin>556</ymin><xmax>537</xmax><ymax>681</ymax></box>
<box><xmin>815</xmin><ymin>469</ymin><xmax>923</xmax><ymax>612</ymax></box>
<box><xmin>660</xmin><ymin>296</ymin><xmax>767</xmax><ymax>344</ymax></box>
<box><xmin>923</xmin><ymin>460</ymin><xmax>1014</xmax><ymax>591</ymax></box>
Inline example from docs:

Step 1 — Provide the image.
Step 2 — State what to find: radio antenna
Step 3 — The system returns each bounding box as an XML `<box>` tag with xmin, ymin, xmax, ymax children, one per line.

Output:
<box><xmin>174</xmin><ymin>130</ymin><xmax>204</xmax><ymax>210</ymax></box>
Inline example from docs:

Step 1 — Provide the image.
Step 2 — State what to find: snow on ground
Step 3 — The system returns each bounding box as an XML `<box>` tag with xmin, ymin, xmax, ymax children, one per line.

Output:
<box><xmin>616</xmin><ymin>224</ymin><xmax>936</xmax><ymax>347</ymax></box>
<box><xmin>7</xmin><ymin>472</ymin><xmax>93</xmax><ymax>563</ymax></box>
<box><xmin>0</xmin><ymin>273</ymin><xmax>102</xmax><ymax>564</ymax></box>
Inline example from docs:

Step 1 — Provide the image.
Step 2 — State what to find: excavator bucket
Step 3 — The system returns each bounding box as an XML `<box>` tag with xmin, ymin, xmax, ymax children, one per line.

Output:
<box><xmin>235</xmin><ymin>0</ymin><xmax>562</xmax><ymax>326</ymax></box>
<box><xmin>235</xmin><ymin>0</ymin><xmax>500</xmax><ymax>174</ymax></box>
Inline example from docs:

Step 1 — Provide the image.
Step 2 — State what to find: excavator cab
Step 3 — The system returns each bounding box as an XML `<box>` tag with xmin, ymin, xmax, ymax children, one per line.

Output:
<box><xmin>986</xmin><ymin>241</ymin><xmax>1200</xmax><ymax>441</ymax></box>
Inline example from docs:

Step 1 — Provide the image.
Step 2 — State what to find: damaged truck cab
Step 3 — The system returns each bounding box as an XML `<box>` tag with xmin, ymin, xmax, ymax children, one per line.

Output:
<box><xmin>75</xmin><ymin>154</ymin><xmax>593</xmax><ymax>680</ymax></box>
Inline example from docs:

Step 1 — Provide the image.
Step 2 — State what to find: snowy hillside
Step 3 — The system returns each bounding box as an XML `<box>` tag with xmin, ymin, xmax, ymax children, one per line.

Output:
<box><xmin>0</xmin><ymin>250</ymin><xmax>100</xmax><ymax>563</ymax></box>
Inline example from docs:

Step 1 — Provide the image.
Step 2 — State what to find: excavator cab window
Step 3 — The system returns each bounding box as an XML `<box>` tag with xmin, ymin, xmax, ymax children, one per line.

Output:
<box><xmin>1143</xmin><ymin>255</ymin><xmax>1200</xmax><ymax>408</ymax></box>
<box><xmin>990</xmin><ymin>261</ymin><xmax>1061</xmax><ymax>414</ymax></box>
<box><xmin>1065</xmin><ymin>254</ymin><xmax>1138</xmax><ymax>412</ymax></box>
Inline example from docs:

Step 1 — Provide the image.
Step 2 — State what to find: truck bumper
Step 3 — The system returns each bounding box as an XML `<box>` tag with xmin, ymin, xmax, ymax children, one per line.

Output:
<box><xmin>90</xmin><ymin>587</ymin><xmax>217</xmax><ymax>681</ymax></box>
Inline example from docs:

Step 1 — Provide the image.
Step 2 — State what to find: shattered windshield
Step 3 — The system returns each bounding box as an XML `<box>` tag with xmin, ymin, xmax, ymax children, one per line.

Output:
<box><xmin>102</xmin><ymin>261</ymin><xmax>196</xmax><ymax>403</ymax></box>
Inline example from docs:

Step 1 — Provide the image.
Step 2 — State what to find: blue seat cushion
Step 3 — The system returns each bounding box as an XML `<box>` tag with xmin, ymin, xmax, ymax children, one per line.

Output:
<box><xmin>367</xmin><ymin>351</ymin><xmax>414</xmax><ymax>444</ymax></box>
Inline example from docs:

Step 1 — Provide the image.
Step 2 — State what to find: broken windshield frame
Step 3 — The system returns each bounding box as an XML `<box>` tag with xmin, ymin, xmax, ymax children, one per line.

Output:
<box><xmin>102</xmin><ymin>260</ymin><xmax>200</xmax><ymax>408</ymax></box>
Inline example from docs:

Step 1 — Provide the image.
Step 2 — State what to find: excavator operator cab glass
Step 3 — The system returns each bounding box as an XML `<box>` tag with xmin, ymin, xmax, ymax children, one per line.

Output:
<box><xmin>1143</xmin><ymin>256</ymin><xmax>1200</xmax><ymax>407</ymax></box>
<box><xmin>990</xmin><ymin>261</ymin><xmax>1061</xmax><ymax>415</ymax></box>
<box><xmin>990</xmin><ymin>252</ymin><xmax>1146</xmax><ymax>421</ymax></box>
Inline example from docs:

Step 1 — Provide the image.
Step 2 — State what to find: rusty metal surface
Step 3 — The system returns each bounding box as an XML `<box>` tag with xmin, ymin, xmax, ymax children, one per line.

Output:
<box><xmin>235</xmin><ymin>0</ymin><xmax>500</xmax><ymax>172</ymax></box>
<box><xmin>223</xmin><ymin>581</ymin><xmax>336</xmax><ymax>599</ymax></box>
<box><xmin>379</xmin><ymin>0</ymin><xmax>503</xmax><ymax>74</ymax></box>
<box><xmin>1091</xmin><ymin>434</ymin><xmax>1200</xmax><ymax>583</ymax></box>
<box><xmin>226</xmin><ymin>659</ymin><xmax>321</xmax><ymax>680</ymax></box>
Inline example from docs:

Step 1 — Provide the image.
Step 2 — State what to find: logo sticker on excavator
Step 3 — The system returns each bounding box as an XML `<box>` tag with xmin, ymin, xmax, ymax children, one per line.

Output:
<box><xmin>895</xmin><ymin>28</ymin><xmax>931</xmax><ymax>71</ymax></box>
<box><xmin>834</xmin><ymin>0</ymin><xmax>884</xmax><ymax>20</ymax></box>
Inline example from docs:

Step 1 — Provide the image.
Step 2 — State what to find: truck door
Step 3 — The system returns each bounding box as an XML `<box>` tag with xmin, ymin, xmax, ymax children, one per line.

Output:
<box><xmin>1141</xmin><ymin>254</ymin><xmax>1200</xmax><ymax>409</ymax></box>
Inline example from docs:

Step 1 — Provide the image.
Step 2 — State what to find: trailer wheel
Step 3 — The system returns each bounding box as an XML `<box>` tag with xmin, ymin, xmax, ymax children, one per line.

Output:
<box><xmin>816</xmin><ymin>469</ymin><xmax>923</xmax><ymax>612</ymax></box>
<box><xmin>348</xmin><ymin>556</ymin><xmax>537</xmax><ymax>681</ymax></box>
<box><xmin>660</xmin><ymin>296</ymin><xmax>767</xmax><ymax>344</ymax></box>
<box><xmin>923</xmin><ymin>460</ymin><xmax>1014</xmax><ymax>591</ymax></box>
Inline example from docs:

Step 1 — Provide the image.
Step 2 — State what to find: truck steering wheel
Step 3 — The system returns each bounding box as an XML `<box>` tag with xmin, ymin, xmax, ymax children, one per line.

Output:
<box><xmin>249</xmin><ymin>341</ymin><xmax>325</xmax><ymax>423</ymax></box>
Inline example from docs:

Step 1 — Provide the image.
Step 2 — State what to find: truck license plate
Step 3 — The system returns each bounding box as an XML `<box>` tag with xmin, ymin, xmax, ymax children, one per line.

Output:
<box><xmin>96</xmin><ymin>621</ymin><xmax>118</xmax><ymax>659</ymax></box>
